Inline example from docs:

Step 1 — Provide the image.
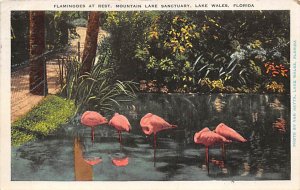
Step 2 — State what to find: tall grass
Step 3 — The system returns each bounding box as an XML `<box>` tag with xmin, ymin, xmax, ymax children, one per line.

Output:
<box><xmin>62</xmin><ymin>59</ymin><xmax>137</xmax><ymax>114</ymax></box>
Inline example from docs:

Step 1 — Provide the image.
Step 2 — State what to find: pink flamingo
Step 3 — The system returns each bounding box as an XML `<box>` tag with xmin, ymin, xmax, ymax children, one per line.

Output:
<box><xmin>194</xmin><ymin>127</ymin><xmax>230</xmax><ymax>173</ymax></box>
<box><xmin>214</xmin><ymin>123</ymin><xmax>247</xmax><ymax>158</ymax></box>
<box><xmin>81</xmin><ymin>111</ymin><xmax>108</xmax><ymax>143</ymax></box>
<box><xmin>108</xmin><ymin>113</ymin><xmax>131</xmax><ymax>145</ymax></box>
<box><xmin>140</xmin><ymin>113</ymin><xmax>177</xmax><ymax>165</ymax></box>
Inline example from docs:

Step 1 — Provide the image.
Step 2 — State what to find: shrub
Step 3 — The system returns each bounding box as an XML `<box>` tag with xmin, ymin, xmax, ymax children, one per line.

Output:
<box><xmin>265</xmin><ymin>81</ymin><xmax>285</xmax><ymax>93</ymax></box>
<box><xmin>103</xmin><ymin>11</ymin><xmax>155</xmax><ymax>81</ymax></box>
<box><xmin>190</xmin><ymin>11</ymin><xmax>289</xmax><ymax>93</ymax></box>
<box><xmin>135</xmin><ymin>12</ymin><xmax>200</xmax><ymax>92</ymax></box>
<box><xmin>11</xmin><ymin>129</ymin><xmax>36</xmax><ymax>147</ymax></box>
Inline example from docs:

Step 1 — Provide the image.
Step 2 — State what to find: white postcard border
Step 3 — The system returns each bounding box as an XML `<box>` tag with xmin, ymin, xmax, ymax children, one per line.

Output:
<box><xmin>1</xmin><ymin>0</ymin><xmax>300</xmax><ymax>189</ymax></box>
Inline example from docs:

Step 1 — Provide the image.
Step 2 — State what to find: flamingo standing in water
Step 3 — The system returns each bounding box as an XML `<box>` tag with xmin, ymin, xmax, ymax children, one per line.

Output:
<box><xmin>109</xmin><ymin>113</ymin><xmax>131</xmax><ymax>146</ymax></box>
<box><xmin>81</xmin><ymin>111</ymin><xmax>108</xmax><ymax>143</ymax></box>
<box><xmin>214</xmin><ymin>123</ymin><xmax>247</xmax><ymax>159</ymax></box>
<box><xmin>194</xmin><ymin>127</ymin><xmax>230</xmax><ymax>173</ymax></box>
<box><xmin>140</xmin><ymin>113</ymin><xmax>177</xmax><ymax>165</ymax></box>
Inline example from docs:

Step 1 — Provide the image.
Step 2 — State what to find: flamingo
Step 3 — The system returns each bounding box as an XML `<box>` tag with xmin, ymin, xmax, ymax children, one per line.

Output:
<box><xmin>214</xmin><ymin>123</ymin><xmax>247</xmax><ymax>159</ymax></box>
<box><xmin>109</xmin><ymin>113</ymin><xmax>131</xmax><ymax>146</ymax></box>
<box><xmin>194</xmin><ymin>127</ymin><xmax>230</xmax><ymax>173</ymax></box>
<box><xmin>81</xmin><ymin>111</ymin><xmax>108</xmax><ymax>143</ymax></box>
<box><xmin>140</xmin><ymin>113</ymin><xmax>177</xmax><ymax>165</ymax></box>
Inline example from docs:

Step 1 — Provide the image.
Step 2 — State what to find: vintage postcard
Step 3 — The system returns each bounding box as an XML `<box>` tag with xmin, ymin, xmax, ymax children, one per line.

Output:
<box><xmin>0</xmin><ymin>0</ymin><xmax>299</xmax><ymax>189</ymax></box>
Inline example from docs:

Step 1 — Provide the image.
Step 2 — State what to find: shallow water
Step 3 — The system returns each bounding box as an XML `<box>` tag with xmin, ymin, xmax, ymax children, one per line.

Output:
<box><xmin>11</xmin><ymin>93</ymin><xmax>290</xmax><ymax>181</ymax></box>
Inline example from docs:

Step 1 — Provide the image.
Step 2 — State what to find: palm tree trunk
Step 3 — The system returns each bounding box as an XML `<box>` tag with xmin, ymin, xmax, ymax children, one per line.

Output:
<box><xmin>29</xmin><ymin>11</ymin><xmax>47</xmax><ymax>95</ymax></box>
<box><xmin>80</xmin><ymin>11</ymin><xmax>100</xmax><ymax>75</ymax></box>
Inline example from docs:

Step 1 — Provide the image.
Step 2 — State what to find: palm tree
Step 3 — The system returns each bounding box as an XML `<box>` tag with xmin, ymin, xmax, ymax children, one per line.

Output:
<box><xmin>80</xmin><ymin>11</ymin><xmax>100</xmax><ymax>75</ymax></box>
<box><xmin>29</xmin><ymin>11</ymin><xmax>47</xmax><ymax>95</ymax></box>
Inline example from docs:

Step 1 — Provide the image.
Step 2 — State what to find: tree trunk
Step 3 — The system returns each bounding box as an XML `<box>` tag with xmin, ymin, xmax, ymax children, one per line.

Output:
<box><xmin>80</xmin><ymin>12</ymin><xmax>100</xmax><ymax>75</ymax></box>
<box><xmin>29</xmin><ymin>11</ymin><xmax>47</xmax><ymax>95</ymax></box>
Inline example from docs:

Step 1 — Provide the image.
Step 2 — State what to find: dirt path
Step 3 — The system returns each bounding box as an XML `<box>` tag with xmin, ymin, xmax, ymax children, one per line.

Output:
<box><xmin>11</xmin><ymin>58</ymin><xmax>63</xmax><ymax>122</ymax></box>
<box><xmin>11</xmin><ymin>27</ymin><xmax>108</xmax><ymax>122</ymax></box>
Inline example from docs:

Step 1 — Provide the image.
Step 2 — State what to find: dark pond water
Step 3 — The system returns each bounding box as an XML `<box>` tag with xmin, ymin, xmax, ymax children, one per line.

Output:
<box><xmin>11</xmin><ymin>93</ymin><xmax>290</xmax><ymax>181</ymax></box>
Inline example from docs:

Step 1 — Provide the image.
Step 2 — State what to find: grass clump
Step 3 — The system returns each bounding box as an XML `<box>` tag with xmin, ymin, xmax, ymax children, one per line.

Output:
<box><xmin>12</xmin><ymin>95</ymin><xmax>75</xmax><ymax>147</ymax></box>
<box><xmin>11</xmin><ymin>129</ymin><xmax>36</xmax><ymax>147</ymax></box>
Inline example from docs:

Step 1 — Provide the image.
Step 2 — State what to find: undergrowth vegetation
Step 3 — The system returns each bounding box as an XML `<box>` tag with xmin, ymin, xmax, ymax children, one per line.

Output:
<box><xmin>103</xmin><ymin>11</ymin><xmax>290</xmax><ymax>93</ymax></box>
<box><xmin>12</xmin><ymin>95</ymin><xmax>75</xmax><ymax>146</ymax></box>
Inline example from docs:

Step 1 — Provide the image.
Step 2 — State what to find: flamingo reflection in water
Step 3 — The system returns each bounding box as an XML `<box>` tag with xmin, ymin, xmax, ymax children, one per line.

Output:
<box><xmin>74</xmin><ymin>137</ymin><xmax>102</xmax><ymax>181</ymax></box>
<box><xmin>111</xmin><ymin>153</ymin><xmax>129</xmax><ymax>167</ymax></box>
<box><xmin>84</xmin><ymin>157</ymin><xmax>102</xmax><ymax>166</ymax></box>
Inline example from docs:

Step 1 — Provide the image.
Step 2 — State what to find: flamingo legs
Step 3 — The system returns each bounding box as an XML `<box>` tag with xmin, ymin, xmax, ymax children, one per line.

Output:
<box><xmin>221</xmin><ymin>143</ymin><xmax>226</xmax><ymax>160</ymax></box>
<box><xmin>205</xmin><ymin>146</ymin><xmax>210</xmax><ymax>174</ymax></box>
<box><xmin>153</xmin><ymin>133</ymin><xmax>157</xmax><ymax>167</ymax></box>
<box><xmin>91</xmin><ymin>127</ymin><xmax>95</xmax><ymax>143</ymax></box>
<box><xmin>117</xmin><ymin>130</ymin><xmax>122</xmax><ymax>145</ymax></box>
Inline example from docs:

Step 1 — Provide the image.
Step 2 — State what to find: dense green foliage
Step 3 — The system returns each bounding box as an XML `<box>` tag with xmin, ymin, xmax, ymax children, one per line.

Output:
<box><xmin>45</xmin><ymin>12</ymin><xmax>78</xmax><ymax>48</ymax></box>
<box><xmin>103</xmin><ymin>12</ymin><xmax>155</xmax><ymax>81</ymax></box>
<box><xmin>103</xmin><ymin>11</ymin><xmax>289</xmax><ymax>93</ymax></box>
<box><xmin>12</xmin><ymin>95</ymin><xmax>75</xmax><ymax>146</ymax></box>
